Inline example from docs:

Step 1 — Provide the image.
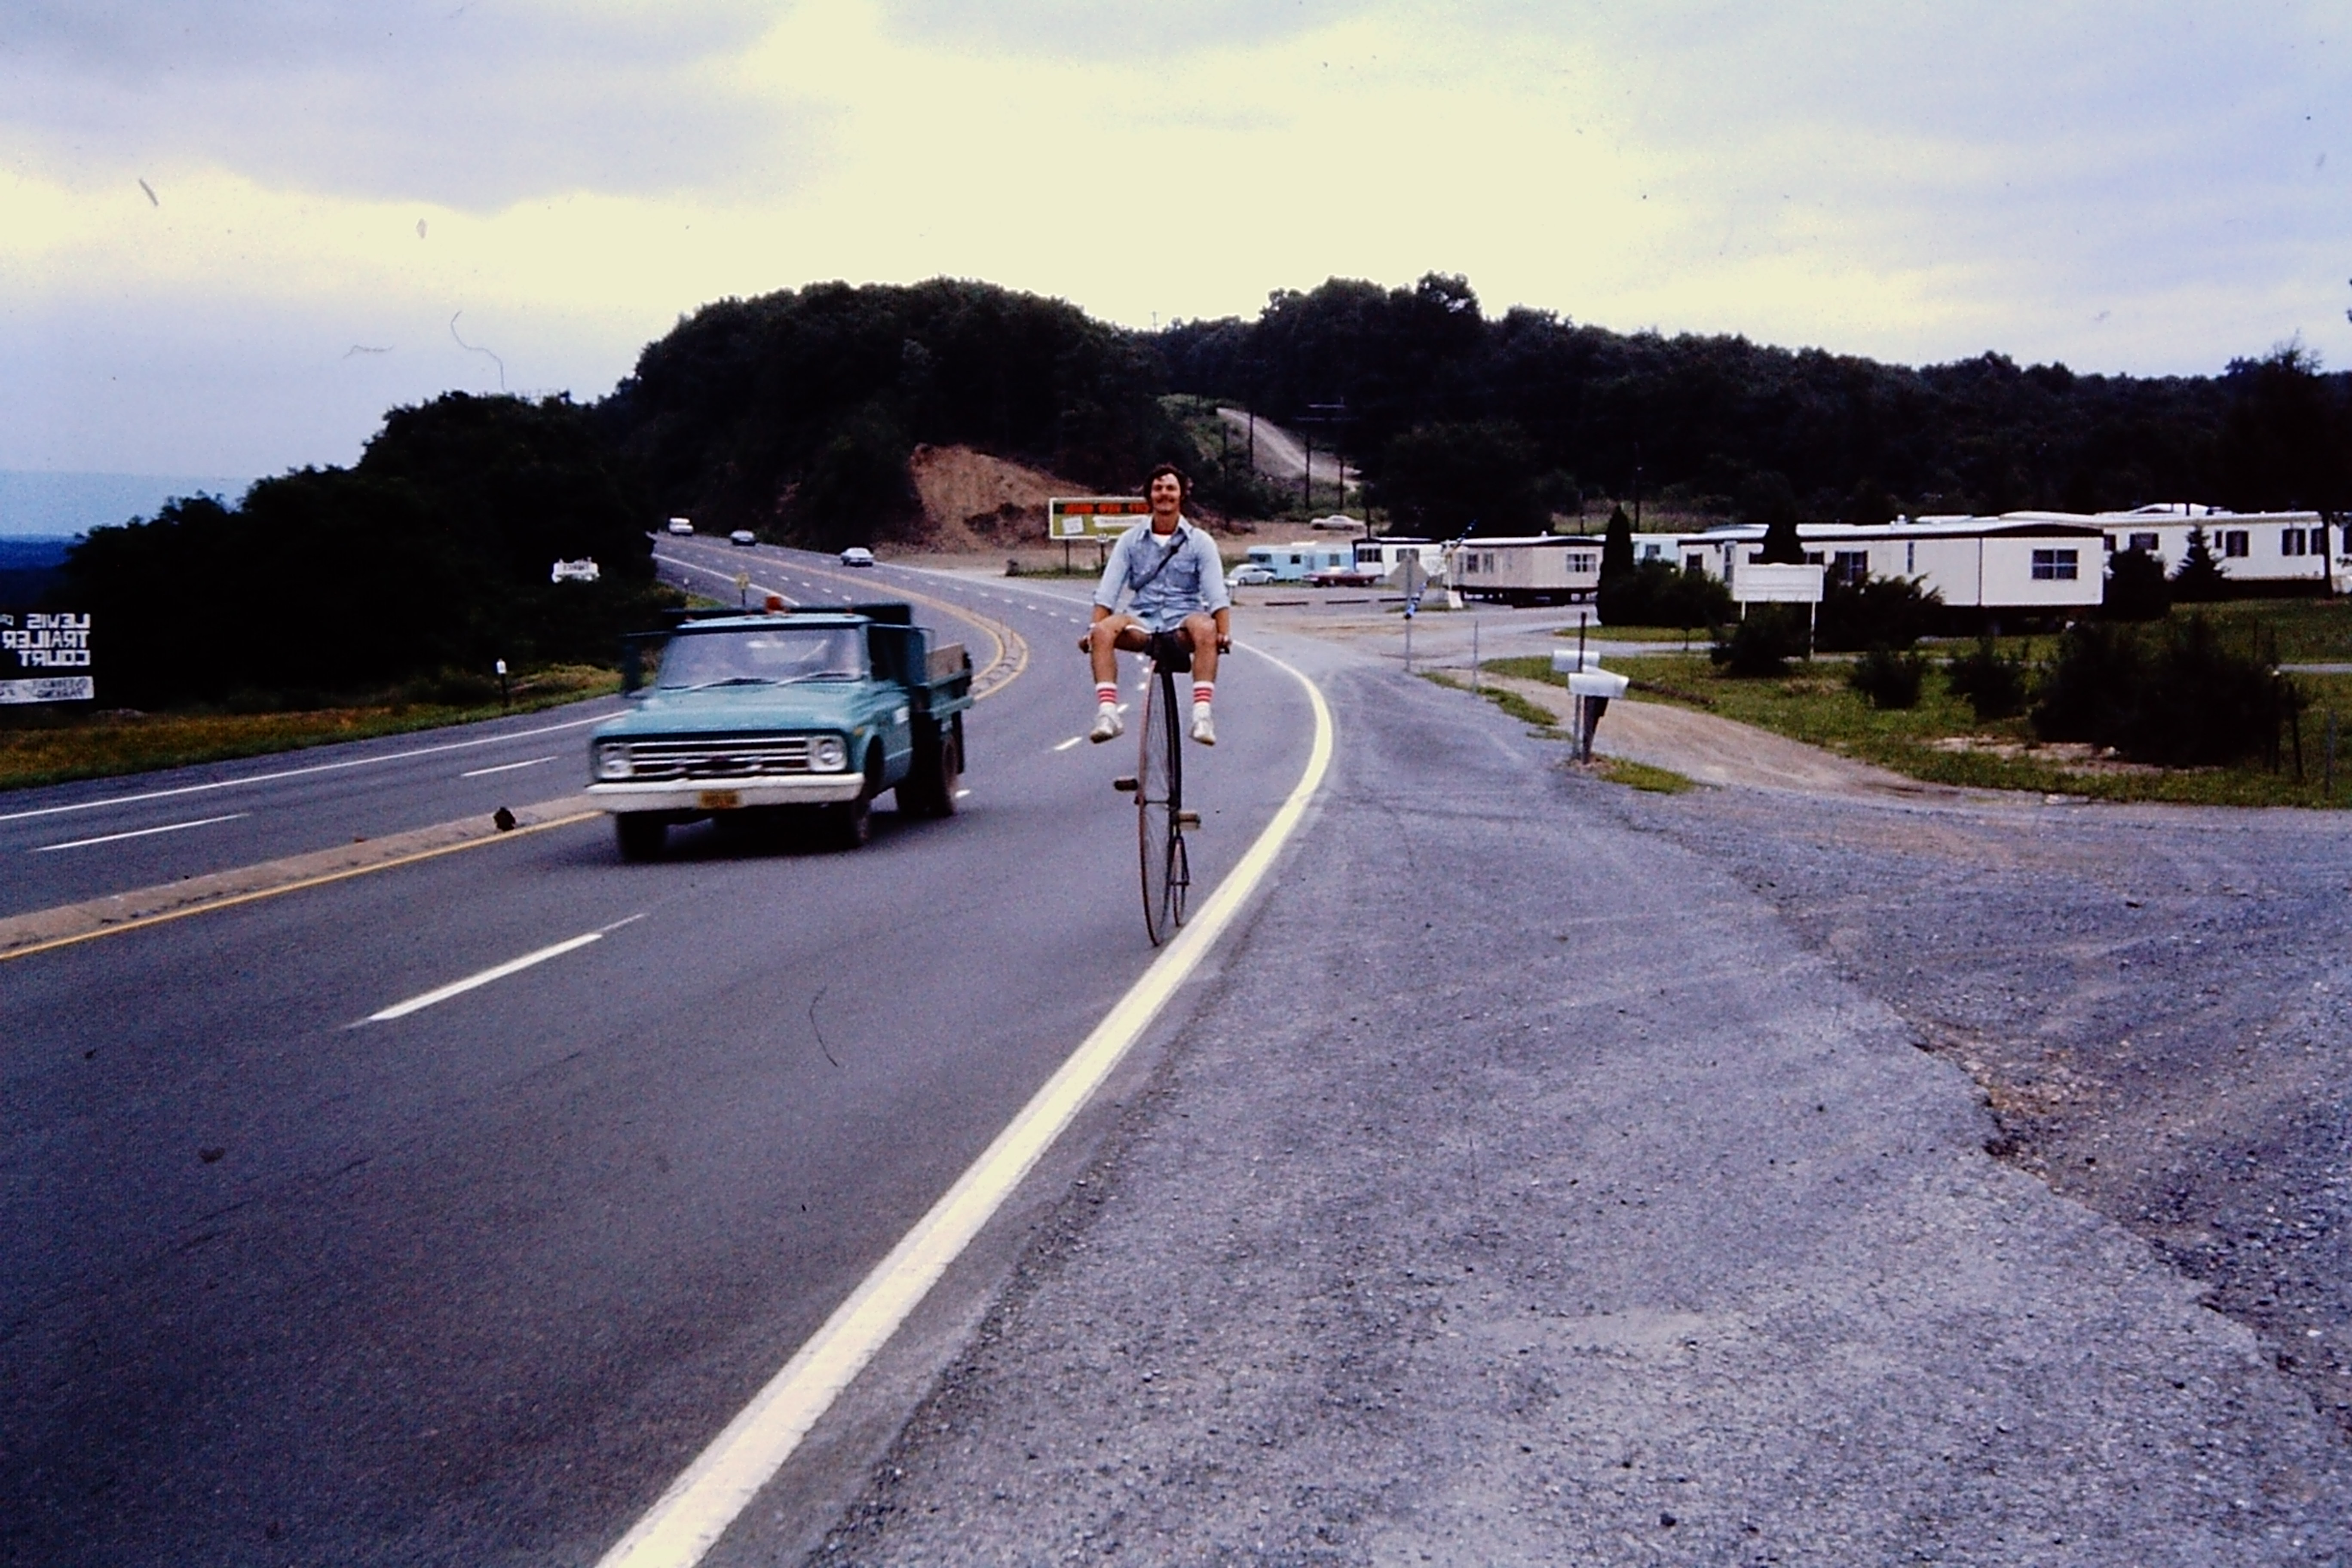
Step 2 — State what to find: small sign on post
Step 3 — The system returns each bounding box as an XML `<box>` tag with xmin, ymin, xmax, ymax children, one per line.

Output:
<box><xmin>550</xmin><ymin>558</ymin><xmax>600</xmax><ymax>583</ymax></box>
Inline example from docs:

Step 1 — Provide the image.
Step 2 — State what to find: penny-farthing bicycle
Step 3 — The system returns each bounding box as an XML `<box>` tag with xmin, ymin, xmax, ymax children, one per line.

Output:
<box><xmin>1113</xmin><ymin>631</ymin><xmax>1197</xmax><ymax>945</ymax></box>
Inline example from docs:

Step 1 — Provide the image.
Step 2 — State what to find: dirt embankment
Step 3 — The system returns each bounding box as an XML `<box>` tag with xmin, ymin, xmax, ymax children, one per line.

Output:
<box><xmin>906</xmin><ymin>445</ymin><xmax>1074</xmax><ymax>550</ymax></box>
<box><xmin>901</xmin><ymin>444</ymin><xmax>1265</xmax><ymax>563</ymax></box>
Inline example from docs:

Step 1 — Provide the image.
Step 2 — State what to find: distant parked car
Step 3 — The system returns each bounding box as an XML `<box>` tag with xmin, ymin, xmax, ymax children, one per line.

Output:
<box><xmin>839</xmin><ymin>546</ymin><xmax>876</xmax><ymax>568</ymax></box>
<box><xmin>729</xmin><ymin>530</ymin><xmax>757</xmax><ymax>547</ymax></box>
<box><xmin>665</xmin><ymin>517</ymin><xmax>694</xmax><ymax>536</ymax></box>
<box><xmin>1226</xmin><ymin>564</ymin><xmax>1276</xmax><ymax>587</ymax></box>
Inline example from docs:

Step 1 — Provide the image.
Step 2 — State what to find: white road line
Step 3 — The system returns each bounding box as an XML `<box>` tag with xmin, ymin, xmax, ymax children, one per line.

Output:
<box><xmin>34</xmin><ymin>812</ymin><xmax>250</xmax><ymax>853</ymax></box>
<box><xmin>593</xmin><ymin>644</ymin><xmax>1334</xmax><ymax>1568</ymax></box>
<box><xmin>1052</xmin><ymin>737</ymin><xmax>1082</xmax><ymax>752</ymax></box>
<box><xmin>362</xmin><ymin>914</ymin><xmax>644</xmax><ymax>1023</ymax></box>
<box><xmin>650</xmin><ymin>551</ymin><xmax>794</xmax><ymax>608</ymax></box>
<box><xmin>0</xmin><ymin>715</ymin><xmax>609</xmax><ymax>827</ymax></box>
<box><xmin>461</xmin><ymin>754</ymin><xmax>556</xmax><ymax>778</ymax></box>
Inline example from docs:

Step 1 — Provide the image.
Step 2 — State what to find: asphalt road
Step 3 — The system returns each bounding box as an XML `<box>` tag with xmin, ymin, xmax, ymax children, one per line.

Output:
<box><xmin>2</xmin><ymin>547</ymin><xmax>1319</xmax><ymax>1565</ymax></box>
<box><xmin>810</xmin><ymin>650</ymin><xmax>2352</xmax><ymax>1566</ymax></box>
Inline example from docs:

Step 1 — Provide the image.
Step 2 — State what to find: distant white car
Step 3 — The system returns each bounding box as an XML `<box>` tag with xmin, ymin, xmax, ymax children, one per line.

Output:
<box><xmin>1226</xmin><ymin>564</ymin><xmax>1276</xmax><ymax>587</ymax></box>
<box><xmin>665</xmin><ymin>517</ymin><xmax>694</xmax><ymax>536</ymax></box>
<box><xmin>839</xmin><ymin>546</ymin><xmax>876</xmax><ymax>568</ymax></box>
<box><xmin>729</xmin><ymin>529</ymin><xmax>757</xmax><ymax>547</ymax></box>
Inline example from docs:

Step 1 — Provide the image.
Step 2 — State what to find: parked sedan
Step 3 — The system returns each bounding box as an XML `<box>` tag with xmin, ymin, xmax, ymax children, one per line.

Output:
<box><xmin>729</xmin><ymin>529</ymin><xmax>757</xmax><ymax>547</ymax></box>
<box><xmin>1225</xmin><ymin>564</ymin><xmax>1277</xmax><ymax>587</ymax></box>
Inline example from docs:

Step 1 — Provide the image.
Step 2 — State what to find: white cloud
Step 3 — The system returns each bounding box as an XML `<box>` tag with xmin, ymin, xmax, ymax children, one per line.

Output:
<box><xmin>0</xmin><ymin>0</ymin><xmax>815</xmax><ymax>207</ymax></box>
<box><xmin>3</xmin><ymin>0</ymin><xmax>2346</xmax><ymax>474</ymax></box>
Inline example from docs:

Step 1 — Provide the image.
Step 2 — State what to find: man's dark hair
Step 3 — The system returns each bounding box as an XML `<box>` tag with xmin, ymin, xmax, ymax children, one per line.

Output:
<box><xmin>1144</xmin><ymin>462</ymin><xmax>1191</xmax><ymax>502</ymax></box>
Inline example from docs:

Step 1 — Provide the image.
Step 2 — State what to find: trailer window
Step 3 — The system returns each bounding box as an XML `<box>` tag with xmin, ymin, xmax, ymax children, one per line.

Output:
<box><xmin>2128</xmin><ymin>532</ymin><xmax>2160</xmax><ymax>554</ymax></box>
<box><xmin>2222</xmin><ymin>530</ymin><xmax>2249</xmax><ymax>558</ymax></box>
<box><xmin>2030</xmin><ymin>549</ymin><xmax>2079</xmax><ymax>581</ymax></box>
<box><xmin>2282</xmin><ymin>528</ymin><xmax>2307</xmax><ymax>557</ymax></box>
<box><xmin>1830</xmin><ymin>551</ymin><xmax>1869</xmax><ymax>586</ymax></box>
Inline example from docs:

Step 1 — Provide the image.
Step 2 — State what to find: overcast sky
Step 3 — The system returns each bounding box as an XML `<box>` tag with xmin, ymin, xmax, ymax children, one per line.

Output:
<box><xmin>3</xmin><ymin>0</ymin><xmax>2346</xmax><ymax>479</ymax></box>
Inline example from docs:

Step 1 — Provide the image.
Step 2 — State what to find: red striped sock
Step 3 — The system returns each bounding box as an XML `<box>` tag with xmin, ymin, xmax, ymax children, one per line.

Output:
<box><xmin>1192</xmin><ymin>682</ymin><xmax>1214</xmax><ymax>707</ymax></box>
<box><xmin>1096</xmin><ymin>683</ymin><xmax>1119</xmax><ymax>706</ymax></box>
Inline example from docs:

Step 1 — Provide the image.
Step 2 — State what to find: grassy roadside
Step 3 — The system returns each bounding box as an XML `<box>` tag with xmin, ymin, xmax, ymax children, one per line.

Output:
<box><xmin>0</xmin><ymin>666</ymin><xmax>618</xmax><ymax>793</ymax></box>
<box><xmin>1419</xmin><ymin>671</ymin><xmax>1699</xmax><ymax>794</ymax></box>
<box><xmin>1486</xmin><ymin>652</ymin><xmax>2352</xmax><ymax>808</ymax></box>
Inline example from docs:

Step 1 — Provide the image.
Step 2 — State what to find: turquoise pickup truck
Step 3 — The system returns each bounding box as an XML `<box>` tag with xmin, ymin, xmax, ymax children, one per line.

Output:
<box><xmin>587</xmin><ymin>602</ymin><xmax>972</xmax><ymax>858</ymax></box>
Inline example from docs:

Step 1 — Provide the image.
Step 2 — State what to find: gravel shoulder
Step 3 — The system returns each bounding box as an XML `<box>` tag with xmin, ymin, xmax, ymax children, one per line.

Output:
<box><xmin>805</xmin><ymin>653</ymin><xmax>2349</xmax><ymax>1564</ymax></box>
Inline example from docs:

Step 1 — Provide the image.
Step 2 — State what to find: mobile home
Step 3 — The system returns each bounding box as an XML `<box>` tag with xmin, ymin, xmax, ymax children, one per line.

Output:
<box><xmin>1243</xmin><ymin>542</ymin><xmax>1357</xmax><ymax>582</ymax></box>
<box><xmin>1353</xmin><ymin>536</ymin><xmax>1448</xmax><ymax>579</ymax></box>
<box><xmin>2077</xmin><ymin>505</ymin><xmax>2341</xmax><ymax>594</ymax></box>
<box><xmin>1452</xmin><ymin>536</ymin><xmax>1604</xmax><ymax>605</ymax></box>
<box><xmin>1681</xmin><ymin>518</ymin><xmax>2110</xmax><ymax>616</ymax></box>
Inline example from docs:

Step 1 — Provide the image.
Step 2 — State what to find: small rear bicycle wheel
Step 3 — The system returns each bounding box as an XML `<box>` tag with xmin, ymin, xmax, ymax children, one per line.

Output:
<box><xmin>1136</xmin><ymin>667</ymin><xmax>1184</xmax><ymax>944</ymax></box>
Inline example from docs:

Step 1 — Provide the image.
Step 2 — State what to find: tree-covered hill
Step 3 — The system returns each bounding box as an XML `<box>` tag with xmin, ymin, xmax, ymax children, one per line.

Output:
<box><xmin>52</xmin><ymin>273</ymin><xmax>2350</xmax><ymax>710</ymax></box>
<box><xmin>603</xmin><ymin>278</ymin><xmax>1190</xmax><ymax>548</ymax></box>
<box><xmin>1155</xmin><ymin>274</ymin><xmax>2352</xmax><ymax>531</ymax></box>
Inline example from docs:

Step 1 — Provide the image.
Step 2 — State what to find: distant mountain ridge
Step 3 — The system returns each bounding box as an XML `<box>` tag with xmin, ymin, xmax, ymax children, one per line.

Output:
<box><xmin>0</xmin><ymin>471</ymin><xmax>253</xmax><ymax>539</ymax></box>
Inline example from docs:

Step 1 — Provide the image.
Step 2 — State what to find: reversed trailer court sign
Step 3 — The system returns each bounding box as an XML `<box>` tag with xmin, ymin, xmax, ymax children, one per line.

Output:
<box><xmin>1047</xmin><ymin>495</ymin><xmax>1153</xmax><ymax>570</ymax></box>
<box><xmin>0</xmin><ymin>611</ymin><xmax>93</xmax><ymax>704</ymax></box>
<box><xmin>1047</xmin><ymin>496</ymin><xmax>1152</xmax><ymax>540</ymax></box>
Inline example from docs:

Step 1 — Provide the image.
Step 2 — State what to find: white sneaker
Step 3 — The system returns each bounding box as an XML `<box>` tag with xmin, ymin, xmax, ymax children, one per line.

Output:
<box><xmin>1090</xmin><ymin>704</ymin><xmax>1124</xmax><ymax>743</ymax></box>
<box><xmin>1190</xmin><ymin>704</ymin><xmax>1216</xmax><ymax>746</ymax></box>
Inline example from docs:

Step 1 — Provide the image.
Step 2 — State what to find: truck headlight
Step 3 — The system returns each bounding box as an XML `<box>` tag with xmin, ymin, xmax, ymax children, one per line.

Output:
<box><xmin>810</xmin><ymin>735</ymin><xmax>848</xmax><ymax>772</ymax></box>
<box><xmin>593</xmin><ymin>741</ymin><xmax>634</xmax><ymax>780</ymax></box>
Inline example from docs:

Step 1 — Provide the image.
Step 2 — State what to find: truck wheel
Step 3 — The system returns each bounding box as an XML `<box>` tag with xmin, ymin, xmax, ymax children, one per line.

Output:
<box><xmin>899</xmin><ymin>733</ymin><xmax>961</xmax><ymax>818</ymax></box>
<box><xmin>615</xmin><ymin>813</ymin><xmax>666</xmax><ymax>861</ymax></box>
<box><xmin>827</xmin><ymin>796</ymin><xmax>872</xmax><ymax>849</ymax></box>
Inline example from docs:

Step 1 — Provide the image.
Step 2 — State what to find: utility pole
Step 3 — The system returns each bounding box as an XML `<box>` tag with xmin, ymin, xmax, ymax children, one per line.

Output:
<box><xmin>1303</xmin><ymin>429</ymin><xmax>1313</xmax><ymax>514</ymax></box>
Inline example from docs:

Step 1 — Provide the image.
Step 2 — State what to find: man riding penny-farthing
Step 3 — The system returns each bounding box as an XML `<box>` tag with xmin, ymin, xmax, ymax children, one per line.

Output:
<box><xmin>1080</xmin><ymin>464</ymin><xmax>1231</xmax><ymax>943</ymax></box>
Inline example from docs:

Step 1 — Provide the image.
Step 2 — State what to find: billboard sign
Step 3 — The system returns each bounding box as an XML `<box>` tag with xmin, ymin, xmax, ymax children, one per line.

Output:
<box><xmin>0</xmin><ymin>611</ymin><xmax>93</xmax><ymax>704</ymax></box>
<box><xmin>1047</xmin><ymin>496</ymin><xmax>1152</xmax><ymax>541</ymax></box>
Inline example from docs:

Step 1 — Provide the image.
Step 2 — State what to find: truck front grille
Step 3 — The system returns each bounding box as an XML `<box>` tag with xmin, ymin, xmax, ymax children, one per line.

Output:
<box><xmin>619</xmin><ymin>735</ymin><xmax>814</xmax><ymax>780</ymax></box>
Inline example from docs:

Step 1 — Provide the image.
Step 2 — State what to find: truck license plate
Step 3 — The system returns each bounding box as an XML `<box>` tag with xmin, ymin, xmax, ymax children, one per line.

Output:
<box><xmin>698</xmin><ymin>789</ymin><xmax>741</xmax><ymax>809</ymax></box>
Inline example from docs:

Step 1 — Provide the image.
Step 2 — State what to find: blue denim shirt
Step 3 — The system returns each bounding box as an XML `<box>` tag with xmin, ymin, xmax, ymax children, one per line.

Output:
<box><xmin>1093</xmin><ymin>520</ymin><xmax>1231</xmax><ymax>633</ymax></box>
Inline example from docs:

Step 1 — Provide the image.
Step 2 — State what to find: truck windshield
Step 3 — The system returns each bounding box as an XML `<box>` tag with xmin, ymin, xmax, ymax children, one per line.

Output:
<box><xmin>656</xmin><ymin>626</ymin><xmax>867</xmax><ymax>688</ymax></box>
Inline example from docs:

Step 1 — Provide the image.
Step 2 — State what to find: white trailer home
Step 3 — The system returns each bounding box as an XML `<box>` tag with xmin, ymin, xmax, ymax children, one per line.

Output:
<box><xmin>1679</xmin><ymin>518</ymin><xmax>2110</xmax><ymax>617</ymax></box>
<box><xmin>1353</xmin><ymin>536</ymin><xmax>1448</xmax><ymax>577</ymax></box>
<box><xmin>2075</xmin><ymin>505</ymin><xmax>2342</xmax><ymax>594</ymax></box>
<box><xmin>1451</xmin><ymin>536</ymin><xmax>1604</xmax><ymax>605</ymax></box>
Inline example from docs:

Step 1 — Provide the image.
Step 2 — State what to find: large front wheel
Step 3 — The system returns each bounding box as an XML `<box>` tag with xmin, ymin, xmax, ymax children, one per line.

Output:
<box><xmin>1136</xmin><ymin>671</ymin><xmax>1187</xmax><ymax>945</ymax></box>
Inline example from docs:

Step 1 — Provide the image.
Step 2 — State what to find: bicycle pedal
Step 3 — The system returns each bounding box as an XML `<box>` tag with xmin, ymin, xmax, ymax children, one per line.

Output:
<box><xmin>1174</xmin><ymin>810</ymin><xmax>1200</xmax><ymax>827</ymax></box>
<box><xmin>1112</xmin><ymin>775</ymin><xmax>1138</xmax><ymax>793</ymax></box>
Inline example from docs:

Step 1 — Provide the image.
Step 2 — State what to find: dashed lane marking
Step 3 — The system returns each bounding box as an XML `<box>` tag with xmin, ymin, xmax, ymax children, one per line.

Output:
<box><xmin>461</xmin><ymin>755</ymin><xmax>556</xmax><ymax>778</ymax></box>
<box><xmin>35</xmin><ymin>812</ymin><xmax>249</xmax><ymax>853</ymax></box>
<box><xmin>592</xmin><ymin>642</ymin><xmax>1334</xmax><ymax>1568</ymax></box>
<box><xmin>361</xmin><ymin>913</ymin><xmax>643</xmax><ymax>1023</ymax></box>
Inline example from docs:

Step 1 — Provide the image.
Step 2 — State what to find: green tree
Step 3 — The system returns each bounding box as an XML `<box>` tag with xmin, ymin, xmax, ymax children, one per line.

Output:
<box><xmin>1372</xmin><ymin>420</ymin><xmax>1546</xmax><ymax>536</ymax></box>
<box><xmin>1600</xmin><ymin>503</ymin><xmax>1635</xmax><ymax>579</ymax></box>
<box><xmin>2101</xmin><ymin>548</ymin><xmax>2171</xmax><ymax>621</ymax></box>
<box><xmin>1755</xmin><ymin>516</ymin><xmax>1807</xmax><ymax>565</ymax></box>
<box><xmin>2170</xmin><ymin>524</ymin><xmax>2230</xmax><ymax>602</ymax></box>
